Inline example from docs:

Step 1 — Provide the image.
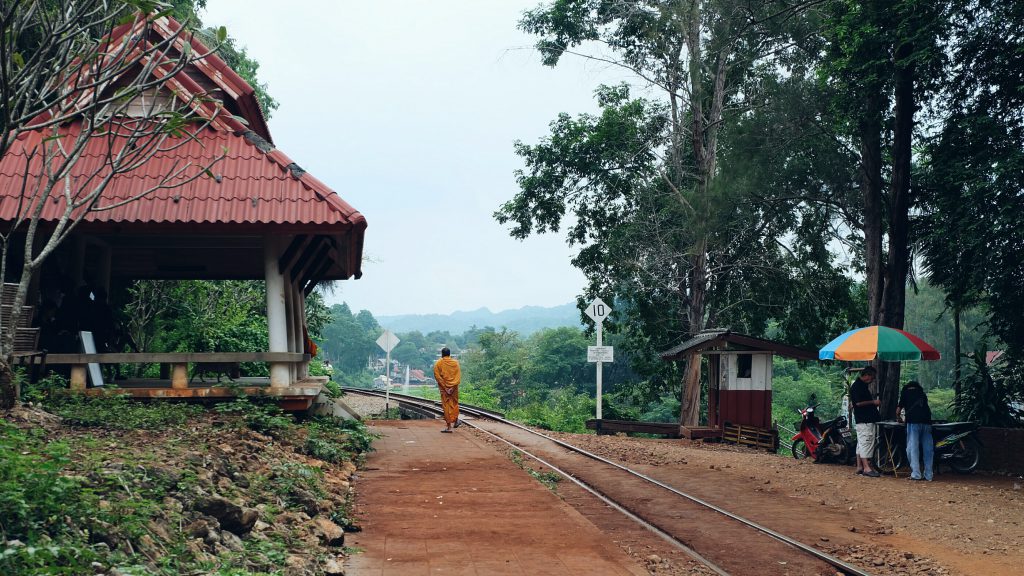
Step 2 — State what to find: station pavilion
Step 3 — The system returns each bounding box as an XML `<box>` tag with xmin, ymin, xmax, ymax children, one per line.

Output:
<box><xmin>0</xmin><ymin>16</ymin><xmax>366</xmax><ymax>409</ymax></box>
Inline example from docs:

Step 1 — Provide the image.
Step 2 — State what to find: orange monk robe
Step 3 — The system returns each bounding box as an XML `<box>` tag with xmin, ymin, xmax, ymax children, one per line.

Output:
<box><xmin>433</xmin><ymin>356</ymin><xmax>461</xmax><ymax>425</ymax></box>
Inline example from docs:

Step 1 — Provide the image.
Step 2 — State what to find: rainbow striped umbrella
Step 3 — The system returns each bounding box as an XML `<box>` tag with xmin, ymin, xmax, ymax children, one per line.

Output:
<box><xmin>819</xmin><ymin>326</ymin><xmax>941</xmax><ymax>361</ymax></box>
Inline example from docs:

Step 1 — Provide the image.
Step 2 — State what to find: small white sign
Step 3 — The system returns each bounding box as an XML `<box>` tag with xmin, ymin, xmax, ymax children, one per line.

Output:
<box><xmin>585</xmin><ymin>297</ymin><xmax>612</xmax><ymax>323</ymax></box>
<box><xmin>587</xmin><ymin>345</ymin><xmax>614</xmax><ymax>363</ymax></box>
<box><xmin>376</xmin><ymin>330</ymin><xmax>400</xmax><ymax>353</ymax></box>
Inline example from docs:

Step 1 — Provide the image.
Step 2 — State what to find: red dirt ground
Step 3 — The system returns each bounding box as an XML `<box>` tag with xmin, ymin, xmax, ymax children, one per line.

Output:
<box><xmin>345</xmin><ymin>420</ymin><xmax>649</xmax><ymax>576</ymax></box>
<box><xmin>342</xmin><ymin>403</ymin><xmax>1022</xmax><ymax>576</ymax></box>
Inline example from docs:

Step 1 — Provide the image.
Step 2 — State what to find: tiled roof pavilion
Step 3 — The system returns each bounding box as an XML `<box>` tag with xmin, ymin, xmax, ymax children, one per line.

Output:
<box><xmin>0</xmin><ymin>15</ymin><xmax>366</xmax><ymax>283</ymax></box>
<box><xmin>0</xmin><ymin>14</ymin><xmax>366</xmax><ymax>396</ymax></box>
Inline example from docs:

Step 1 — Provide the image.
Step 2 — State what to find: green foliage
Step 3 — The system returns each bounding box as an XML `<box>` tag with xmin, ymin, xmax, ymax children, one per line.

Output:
<box><xmin>509</xmin><ymin>450</ymin><xmax>561</xmax><ymax>490</ymax></box>
<box><xmin>19</xmin><ymin>373</ymin><xmax>69</xmax><ymax>405</ymax></box>
<box><xmin>270</xmin><ymin>461</ymin><xmax>325</xmax><ymax>502</ymax></box>
<box><xmin>49</xmin><ymin>393</ymin><xmax>203</xmax><ymax>429</ymax></box>
<box><xmin>0</xmin><ymin>424</ymin><xmax>89</xmax><ymax>543</ymax></box>
<box><xmin>214</xmin><ymin>397</ymin><xmax>294</xmax><ymax>434</ymax></box>
<box><xmin>0</xmin><ymin>422</ymin><xmax>198</xmax><ymax>575</ymax></box>
<box><xmin>771</xmin><ymin>359</ymin><xmax>848</xmax><ymax>435</ymax></box>
<box><xmin>917</xmin><ymin>0</ymin><xmax>1024</xmax><ymax>373</ymax></box>
<box><xmin>507</xmin><ymin>389</ymin><xmax>594</xmax><ymax>432</ymax></box>
<box><xmin>927</xmin><ymin>387</ymin><xmax>956</xmax><ymax>422</ymax></box>
<box><xmin>952</xmin><ymin>345</ymin><xmax>1023</xmax><ymax>427</ymax></box>
<box><xmin>320</xmin><ymin>303</ymin><xmax>381</xmax><ymax>374</ymax></box>
<box><xmin>302</xmin><ymin>416</ymin><xmax>378</xmax><ymax>463</ymax></box>
<box><xmin>321</xmin><ymin>378</ymin><xmax>342</xmax><ymax>398</ymax></box>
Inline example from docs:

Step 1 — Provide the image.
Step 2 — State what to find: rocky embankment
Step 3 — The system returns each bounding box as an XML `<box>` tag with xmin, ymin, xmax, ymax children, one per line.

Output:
<box><xmin>1</xmin><ymin>401</ymin><xmax>371</xmax><ymax>575</ymax></box>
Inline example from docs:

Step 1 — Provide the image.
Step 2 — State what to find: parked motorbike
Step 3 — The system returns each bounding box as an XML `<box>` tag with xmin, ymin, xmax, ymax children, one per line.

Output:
<box><xmin>791</xmin><ymin>404</ymin><xmax>854</xmax><ymax>464</ymax></box>
<box><xmin>872</xmin><ymin>421</ymin><xmax>982</xmax><ymax>474</ymax></box>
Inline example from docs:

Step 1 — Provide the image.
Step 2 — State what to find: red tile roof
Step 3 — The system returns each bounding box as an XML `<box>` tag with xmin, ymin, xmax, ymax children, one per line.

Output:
<box><xmin>0</xmin><ymin>125</ymin><xmax>365</xmax><ymax>229</ymax></box>
<box><xmin>0</xmin><ymin>14</ymin><xmax>366</xmax><ymax>236</ymax></box>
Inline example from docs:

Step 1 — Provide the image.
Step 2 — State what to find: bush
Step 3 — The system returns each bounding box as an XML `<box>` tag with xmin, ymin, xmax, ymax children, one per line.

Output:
<box><xmin>507</xmin><ymin>388</ymin><xmax>594</xmax><ymax>432</ymax></box>
<box><xmin>953</xmin><ymin>345</ymin><xmax>1024</xmax><ymax>427</ymax></box>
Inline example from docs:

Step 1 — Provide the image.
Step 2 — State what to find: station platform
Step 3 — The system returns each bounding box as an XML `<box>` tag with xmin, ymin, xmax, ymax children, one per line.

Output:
<box><xmin>345</xmin><ymin>419</ymin><xmax>647</xmax><ymax>576</ymax></box>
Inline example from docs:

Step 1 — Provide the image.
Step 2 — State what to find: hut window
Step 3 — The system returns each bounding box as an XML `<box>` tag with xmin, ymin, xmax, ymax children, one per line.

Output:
<box><xmin>737</xmin><ymin>354</ymin><xmax>752</xmax><ymax>378</ymax></box>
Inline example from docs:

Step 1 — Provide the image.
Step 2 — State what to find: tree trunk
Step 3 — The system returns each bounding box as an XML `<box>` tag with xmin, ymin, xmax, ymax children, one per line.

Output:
<box><xmin>953</xmin><ymin>305</ymin><xmax>962</xmax><ymax>399</ymax></box>
<box><xmin>879</xmin><ymin>41</ymin><xmax>916</xmax><ymax>420</ymax></box>
<box><xmin>680</xmin><ymin>352</ymin><xmax>702</xmax><ymax>426</ymax></box>
<box><xmin>0</xmin><ymin>359</ymin><xmax>17</xmax><ymax>409</ymax></box>
<box><xmin>860</xmin><ymin>93</ymin><xmax>885</xmax><ymax>326</ymax></box>
<box><xmin>679</xmin><ymin>244</ymin><xmax>708</xmax><ymax>426</ymax></box>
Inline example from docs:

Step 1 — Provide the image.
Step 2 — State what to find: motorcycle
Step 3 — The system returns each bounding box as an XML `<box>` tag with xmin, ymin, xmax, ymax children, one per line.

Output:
<box><xmin>872</xmin><ymin>421</ymin><xmax>982</xmax><ymax>474</ymax></box>
<box><xmin>790</xmin><ymin>404</ymin><xmax>855</xmax><ymax>464</ymax></box>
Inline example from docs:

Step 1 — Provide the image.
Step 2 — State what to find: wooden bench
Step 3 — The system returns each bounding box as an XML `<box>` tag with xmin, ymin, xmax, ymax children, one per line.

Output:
<box><xmin>41</xmin><ymin>352</ymin><xmax>309</xmax><ymax>390</ymax></box>
<box><xmin>586</xmin><ymin>419</ymin><xmax>682</xmax><ymax>438</ymax></box>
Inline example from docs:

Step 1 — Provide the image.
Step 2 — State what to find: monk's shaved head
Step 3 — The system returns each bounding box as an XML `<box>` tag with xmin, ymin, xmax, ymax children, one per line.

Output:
<box><xmin>441</xmin><ymin>347</ymin><xmax>451</xmax><ymax>357</ymax></box>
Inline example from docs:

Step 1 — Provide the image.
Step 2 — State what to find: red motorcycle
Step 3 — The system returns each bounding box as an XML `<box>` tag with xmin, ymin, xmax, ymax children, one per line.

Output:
<box><xmin>791</xmin><ymin>405</ymin><xmax>854</xmax><ymax>464</ymax></box>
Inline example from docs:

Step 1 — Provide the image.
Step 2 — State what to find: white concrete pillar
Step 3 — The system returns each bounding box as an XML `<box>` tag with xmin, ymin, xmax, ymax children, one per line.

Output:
<box><xmin>264</xmin><ymin>235</ymin><xmax>290</xmax><ymax>389</ymax></box>
<box><xmin>297</xmin><ymin>289</ymin><xmax>309</xmax><ymax>379</ymax></box>
<box><xmin>294</xmin><ymin>283</ymin><xmax>305</xmax><ymax>378</ymax></box>
<box><xmin>284</xmin><ymin>279</ymin><xmax>296</xmax><ymax>382</ymax></box>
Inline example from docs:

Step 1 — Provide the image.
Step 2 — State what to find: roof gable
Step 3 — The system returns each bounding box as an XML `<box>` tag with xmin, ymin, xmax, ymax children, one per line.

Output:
<box><xmin>660</xmin><ymin>330</ymin><xmax>818</xmax><ymax>361</ymax></box>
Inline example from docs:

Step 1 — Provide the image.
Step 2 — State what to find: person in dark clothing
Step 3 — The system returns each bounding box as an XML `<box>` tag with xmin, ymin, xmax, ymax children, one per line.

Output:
<box><xmin>897</xmin><ymin>380</ymin><xmax>934</xmax><ymax>481</ymax></box>
<box><xmin>850</xmin><ymin>366</ymin><xmax>882</xmax><ymax>477</ymax></box>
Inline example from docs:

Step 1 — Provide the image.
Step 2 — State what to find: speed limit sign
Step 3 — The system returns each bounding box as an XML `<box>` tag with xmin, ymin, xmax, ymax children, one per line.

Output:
<box><xmin>585</xmin><ymin>297</ymin><xmax>611</xmax><ymax>323</ymax></box>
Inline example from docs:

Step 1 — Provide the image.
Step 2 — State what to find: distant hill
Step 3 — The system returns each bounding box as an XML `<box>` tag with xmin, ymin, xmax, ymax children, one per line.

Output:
<box><xmin>377</xmin><ymin>303</ymin><xmax>583</xmax><ymax>335</ymax></box>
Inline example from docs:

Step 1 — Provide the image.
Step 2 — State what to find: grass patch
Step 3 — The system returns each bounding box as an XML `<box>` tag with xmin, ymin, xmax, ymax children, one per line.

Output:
<box><xmin>509</xmin><ymin>449</ymin><xmax>562</xmax><ymax>490</ymax></box>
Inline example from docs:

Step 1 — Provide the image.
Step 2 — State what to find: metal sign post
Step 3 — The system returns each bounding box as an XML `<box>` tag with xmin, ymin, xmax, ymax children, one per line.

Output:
<box><xmin>585</xmin><ymin>297</ymin><xmax>613</xmax><ymax>420</ymax></box>
<box><xmin>376</xmin><ymin>330</ymin><xmax>400</xmax><ymax>414</ymax></box>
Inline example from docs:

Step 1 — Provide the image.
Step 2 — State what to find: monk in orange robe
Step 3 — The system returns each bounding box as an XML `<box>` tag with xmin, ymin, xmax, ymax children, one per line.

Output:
<box><xmin>433</xmin><ymin>347</ymin><xmax>461</xmax><ymax>433</ymax></box>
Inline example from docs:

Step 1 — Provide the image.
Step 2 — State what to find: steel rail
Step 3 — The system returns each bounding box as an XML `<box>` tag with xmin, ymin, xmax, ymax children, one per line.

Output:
<box><xmin>343</xmin><ymin>387</ymin><xmax>872</xmax><ymax>576</ymax></box>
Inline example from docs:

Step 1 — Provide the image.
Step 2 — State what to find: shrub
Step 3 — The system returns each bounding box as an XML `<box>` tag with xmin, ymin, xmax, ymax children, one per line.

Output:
<box><xmin>49</xmin><ymin>393</ymin><xmax>202</xmax><ymax>430</ymax></box>
<box><xmin>214</xmin><ymin>397</ymin><xmax>294</xmax><ymax>433</ymax></box>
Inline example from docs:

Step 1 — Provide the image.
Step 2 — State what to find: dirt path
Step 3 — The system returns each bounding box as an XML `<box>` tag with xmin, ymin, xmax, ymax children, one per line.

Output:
<box><xmin>548</xmin><ymin>432</ymin><xmax>1024</xmax><ymax>576</ymax></box>
<box><xmin>345</xmin><ymin>420</ymin><xmax>648</xmax><ymax>576</ymax></box>
<box><xmin>342</xmin><ymin>398</ymin><xmax>1021</xmax><ymax>576</ymax></box>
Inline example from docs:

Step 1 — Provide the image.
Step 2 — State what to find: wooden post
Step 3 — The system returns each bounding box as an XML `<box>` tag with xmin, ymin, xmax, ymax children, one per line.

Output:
<box><xmin>265</xmin><ymin>236</ymin><xmax>291</xmax><ymax>389</ymax></box>
<box><xmin>171</xmin><ymin>363</ymin><xmax>189</xmax><ymax>389</ymax></box>
<box><xmin>97</xmin><ymin>244</ymin><xmax>112</xmax><ymax>293</ymax></box>
<box><xmin>71</xmin><ymin>237</ymin><xmax>86</xmax><ymax>289</ymax></box>
<box><xmin>70</xmin><ymin>365</ymin><xmax>87</xmax><ymax>391</ymax></box>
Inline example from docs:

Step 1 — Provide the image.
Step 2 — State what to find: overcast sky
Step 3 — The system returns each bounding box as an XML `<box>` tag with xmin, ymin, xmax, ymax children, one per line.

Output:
<box><xmin>201</xmin><ymin>1</ymin><xmax>633</xmax><ymax>316</ymax></box>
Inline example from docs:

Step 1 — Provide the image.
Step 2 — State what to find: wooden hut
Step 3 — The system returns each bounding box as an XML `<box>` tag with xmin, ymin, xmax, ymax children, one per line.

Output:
<box><xmin>0</xmin><ymin>16</ymin><xmax>366</xmax><ymax>410</ymax></box>
<box><xmin>660</xmin><ymin>330</ymin><xmax>817</xmax><ymax>449</ymax></box>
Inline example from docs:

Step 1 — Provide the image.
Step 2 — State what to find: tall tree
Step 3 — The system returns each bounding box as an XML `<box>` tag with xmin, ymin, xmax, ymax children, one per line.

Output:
<box><xmin>919</xmin><ymin>0</ymin><xmax>1024</xmax><ymax>397</ymax></box>
<box><xmin>815</xmin><ymin>0</ymin><xmax>947</xmax><ymax>416</ymax></box>
<box><xmin>499</xmin><ymin>0</ymin><xmax>835</xmax><ymax>425</ymax></box>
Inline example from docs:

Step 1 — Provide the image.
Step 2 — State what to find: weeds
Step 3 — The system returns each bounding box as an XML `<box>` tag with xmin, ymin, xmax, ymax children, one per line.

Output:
<box><xmin>45</xmin><ymin>392</ymin><xmax>202</xmax><ymax>430</ymax></box>
<box><xmin>215</xmin><ymin>396</ymin><xmax>293</xmax><ymax>433</ymax></box>
<box><xmin>508</xmin><ymin>449</ymin><xmax>562</xmax><ymax>490</ymax></box>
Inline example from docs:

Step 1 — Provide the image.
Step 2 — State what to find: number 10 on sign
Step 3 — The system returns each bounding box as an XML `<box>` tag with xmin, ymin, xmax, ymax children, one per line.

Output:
<box><xmin>585</xmin><ymin>298</ymin><xmax>612</xmax><ymax>420</ymax></box>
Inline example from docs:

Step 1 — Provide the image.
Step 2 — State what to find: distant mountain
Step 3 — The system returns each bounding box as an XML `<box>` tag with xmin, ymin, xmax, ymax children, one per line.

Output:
<box><xmin>377</xmin><ymin>303</ymin><xmax>583</xmax><ymax>335</ymax></box>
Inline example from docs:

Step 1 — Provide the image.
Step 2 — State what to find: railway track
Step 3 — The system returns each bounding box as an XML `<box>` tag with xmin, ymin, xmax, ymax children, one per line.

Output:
<box><xmin>342</xmin><ymin>387</ymin><xmax>873</xmax><ymax>576</ymax></box>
